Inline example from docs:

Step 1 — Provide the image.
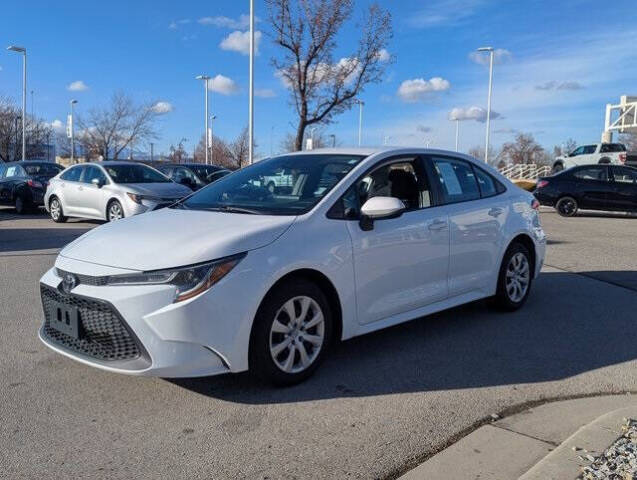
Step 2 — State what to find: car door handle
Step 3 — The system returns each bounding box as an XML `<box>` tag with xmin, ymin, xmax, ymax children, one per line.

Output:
<box><xmin>428</xmin><ymin>219</ymin><xmax>448</xmax><ymax>231</ymax></box>
<box><xmin>488</xmin><ymin>207</ymin><xmax>504</xmax><ymax>217</ymax></box>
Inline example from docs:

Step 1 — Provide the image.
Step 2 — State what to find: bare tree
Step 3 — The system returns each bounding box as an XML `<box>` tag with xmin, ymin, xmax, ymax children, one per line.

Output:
<box><xmin>280</xmin><ymin>129</ymin><xmax>332</xmax><ymax>152</ymax></box>
<box><xmin>0</xmin><ymin>96</ymin><xmax>53</xmax><ymax>162</ymax></box>
<box><xmin>78</xmin><ymin>91</ymin><xmax>160</xmax><ymax>160</ymax></box>
<box><xmin>467</xmin><ymin>145</ymin><xmax>500</xmax><ymax>166</ymax></box>
<box><xmin>228</xmin><ymin>127</ymin><xmax>251</xmax><ymax>169</ymax></box>
<box><xmin>167</xmin><ymin>138</ymin><xmax>189</xmax><ymax>163</ymax></box>
<box><xmin>619</xmin><ymin>133</ymin><xmax>637</xmax><ymax>151</ymax></box>
<box><xmin>267</xmin><ymin>0</ymin><xmax>392</xmax><ymax>151</ymax></box>
<box><xmin>500</xmin><ymin>133</ymin><xmax>545</xmax><ymax>165</ymax></box>
<box><xmin>552</xmin><ymin>138</ymin><xmax>578</xmax><ymax>158</ymax></box>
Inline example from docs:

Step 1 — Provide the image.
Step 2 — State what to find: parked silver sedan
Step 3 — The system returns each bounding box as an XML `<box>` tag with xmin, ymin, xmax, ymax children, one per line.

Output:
<box><xmin>44</xmin><ymin>162</ymin><xmax>193</xmax><ymax>222</ymax></box>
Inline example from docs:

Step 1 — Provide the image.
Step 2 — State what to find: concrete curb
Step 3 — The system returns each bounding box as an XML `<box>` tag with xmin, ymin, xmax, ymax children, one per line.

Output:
<box><xmin>520</xmin><ymin>405</ymin><xmax>637</xmax><ymax>479</ymax></box>
<box><xmin>399</xmin><ymin>395</ymin><xmax>636</xmax><ymax>480</ymax></box>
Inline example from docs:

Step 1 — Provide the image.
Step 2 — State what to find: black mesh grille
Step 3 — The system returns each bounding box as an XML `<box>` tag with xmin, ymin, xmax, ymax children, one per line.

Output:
<box><xmin>40</xmin><ymin>284</ymin><xmax>145</xmax><ymax>362</ymax></box>
<box><xmin>55</xmin><ymin>268</ymin><xmax>107</xmax><ymax>286</ymax></box>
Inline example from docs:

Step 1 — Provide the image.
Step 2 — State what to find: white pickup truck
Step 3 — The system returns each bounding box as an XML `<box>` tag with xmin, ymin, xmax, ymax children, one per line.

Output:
<box><xmin>552</xmin><ymin>143</ymin><xmax>627</xmax><ymax>172</ymax></box>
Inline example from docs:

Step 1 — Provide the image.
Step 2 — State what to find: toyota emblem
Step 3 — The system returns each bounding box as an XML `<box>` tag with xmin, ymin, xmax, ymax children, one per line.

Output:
<box><xmin>61</xmin><ymin>273</ymin><xmax>78</xmax><ymax>293</ymax></box>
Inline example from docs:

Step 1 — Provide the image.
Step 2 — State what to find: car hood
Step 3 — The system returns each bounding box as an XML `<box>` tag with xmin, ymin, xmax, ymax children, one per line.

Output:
<box><xmin>121</xmin><ymin>182</ymin><xmax>192</xmax><ymax>198</ymax></box>
<box><xmin>60</xmin><ymin>207</ymin><xmax>296</xmax><ymax>270</ymax></box>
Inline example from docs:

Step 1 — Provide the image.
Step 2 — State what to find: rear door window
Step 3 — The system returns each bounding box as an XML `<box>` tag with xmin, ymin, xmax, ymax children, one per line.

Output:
<box><xmin>611</xmin><ymin>167</ymin><xmax>637</xmax><ymax>184</ymax></box>
<box><xmin>431</xmin><ymin>157</ymin><xmax>480</xmax><ymax>204</ymax></box>
<box><xmin>572</xmin><ymin>167</ymin><xmax>608</xmax><ymax>182</ymax></box>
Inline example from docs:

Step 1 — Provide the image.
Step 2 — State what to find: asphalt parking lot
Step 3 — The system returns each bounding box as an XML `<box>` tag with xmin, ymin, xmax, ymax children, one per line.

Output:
<box><xmin>1</xmin><ymin>206</ymin><xmax>637</xmax><ymax>479</ymax></box>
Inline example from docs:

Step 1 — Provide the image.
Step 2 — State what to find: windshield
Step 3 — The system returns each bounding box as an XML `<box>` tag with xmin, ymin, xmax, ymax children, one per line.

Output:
<box><xmin>179</xmin><ymin>154</ymin><xmax>364</xmax><ymax>215</ymax></box>
<box><xmin>24</xmin><ymin>163</ymin><xmax>64</xmax><ymax>178</ymax></box>
<box><xmin>104</xmin><ymin>164</ymin><xmax>171</xmax><ymax>184</ymax></box>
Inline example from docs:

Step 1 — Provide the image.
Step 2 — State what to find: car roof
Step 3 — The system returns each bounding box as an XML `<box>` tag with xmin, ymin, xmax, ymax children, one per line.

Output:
<box><xmin>158</xmin><ymin>162</ymin><xmax>224</xmax><ymax>168</ymax></box>
<box><xmin>2</xmin><ymin>160</ymin><xmax>61</xmax><ymax>166</ymax></box>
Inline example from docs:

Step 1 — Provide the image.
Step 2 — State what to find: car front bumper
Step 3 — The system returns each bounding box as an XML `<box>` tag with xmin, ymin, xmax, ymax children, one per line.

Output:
<box><xmin>37</xmin><ymin>254</ymin><xmax>266</xmax><ymax>378</ymax></box>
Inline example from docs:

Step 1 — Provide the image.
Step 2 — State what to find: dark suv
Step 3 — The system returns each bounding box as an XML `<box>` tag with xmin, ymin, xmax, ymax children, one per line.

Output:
<box><xmin>0</xmin><ymin>161</ymin><xmax>65</xmax><ymax>213</ymax></box>
<box><xmin>155</xmin><ymin>163</ymin><xmax>231</xmax><ymax>191</ymax></box>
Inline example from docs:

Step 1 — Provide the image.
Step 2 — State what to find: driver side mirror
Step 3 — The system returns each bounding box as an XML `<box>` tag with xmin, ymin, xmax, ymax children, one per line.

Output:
<box><xmin>359</xmin><ymin>196</ymin><xmax>405</xmax><ymax>231</ymax></box>
<box><xmin>91</xmin><ymin>177</ymin><xmax>105</xmax><ymax>188</ymax></box>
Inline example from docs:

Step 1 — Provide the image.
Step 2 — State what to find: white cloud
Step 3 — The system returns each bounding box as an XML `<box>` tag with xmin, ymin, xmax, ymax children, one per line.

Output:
<box><xmin>469</xmin><ymin>48</ymin><xmax>512</xmax><ymax>66</ymax></box>
<box><xmin>67</xmin><ymin>80</ymin><xmax>88</xmax><ymax>92</ymax></box>
<box><xmin>198</xmin><ymin>14</ymin><xmax>257</xmax><ymax>29</ymax></box>
<box><xmin>220</xmin><ymin>30</ymin><xmax>262</xmax><ymax>55</ymax></box>
<box><xmin>169</xmin><ymin>19</ymin><xmax>191</xmax><ymax>29</ymax></box>
<box><xmin>376</xmin><ymin>49</ymin><xmax>391</xmax><ymax>62</ymax></box>
<box><xmin>448</xmin><ymin>106</ymin><xmax>500</xmax><ymax>123</ymax></box>
<box><xmin>408</xmin><ymin>0</ymin><xmax>486</xmax><ymax>27</ymax></box>
<box><xmin>255</xmin><ymin>88</ymin><xmax>276</xmax><ymax>98</ymax></box>
<box><xmin>152</xmin><ymin>101</ymin><xmax>173</xmax><ymax>114</ymax></box>
<box><xmin>209</xmin><ymin>74</ymin><xmax>239</xmax><ymax>95</ymax></box>
<box><xmin>49</xmin><ymin>119</ymin><xmax>65</xmax><ymax>133</ymax></box>
<box><xmin>397</xmin><ymin>77</ymin><xmax>451</xmax><ymax>102</ymax></box>
<box><xmin>535</xmin><ymin>80</ymin><xmax>584</xmax><ymax>91</ymax></box>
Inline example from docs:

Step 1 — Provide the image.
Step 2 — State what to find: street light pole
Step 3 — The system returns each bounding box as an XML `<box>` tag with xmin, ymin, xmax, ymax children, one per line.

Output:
<box><xmin>248</xmin><ymin>0</ymin><xmax>255</xmax><ymax>164</ymax></box>
<box><xmin>70</xmin><ymin>99</ymin><xmax>78</xmax><ymax>163</ymax></box>
<box><xmin>195</xmin><ymin>75</ymin><xmax>211</xmax><ymax>164</ymax></box>
<box><xmin>477</xmin><ymin>46</ymin><xmax>495</xmax><ymax>163</ymax></box>
<box><xmin>209</xmin><ymin>114</ymin><xmax>216</xmax><ymax>163</ymax></box>
<box><xmin>329</xmin><ymin>134</ymin><xmax>336</xmax><ymax>147</ymax></box>
<box><xmin>7</xmin><ymin>45</ymin><xmax>27</xmax><ymax>161</ymax></box>
<box><xmin>355</xmin><ymin>99</ymin><xmax>364</xmax><ymax>147</ymax></box>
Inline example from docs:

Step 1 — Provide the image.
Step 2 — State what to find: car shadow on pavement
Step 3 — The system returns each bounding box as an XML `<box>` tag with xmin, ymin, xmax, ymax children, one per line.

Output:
<box><xmin>170</xmin><ymin>269</ymin><xmax>637</xmax><ymax>404</ymax></box>
<box><xmin>575</xmin><ymin>211</ymin><xmax>637</xmax><ymax>219</ymax></box>
<box><xmin>0</xmin><ymin>228</ymin><xmax>93</xmax><ymax>253</ymax></box>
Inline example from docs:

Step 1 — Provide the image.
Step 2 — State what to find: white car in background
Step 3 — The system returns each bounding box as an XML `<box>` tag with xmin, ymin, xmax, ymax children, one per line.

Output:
<box><xmin>552</xmin><ymin>143</ymin><xmax>627</xmax><ymax>173</ymax></box>
<box><xmin>44</xmin><ymin>161</ymin><xmax>192</xmax><ymax>222</ymax></box>
<box><xmin>38</xmin><ymin>148</ymin><xmax>545</xmax><ymax>386</ymax></box>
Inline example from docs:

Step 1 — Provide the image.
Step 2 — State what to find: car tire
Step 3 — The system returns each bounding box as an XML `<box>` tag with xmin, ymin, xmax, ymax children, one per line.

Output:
<box><xmin>598</xmin><ymin>157</ymin><xmax>611</xmax><ymax>164</ymax></box>
<box><xmin>107</xmin><ymin>200</ymin><xmax>125</xmax><ymax>222</ymax></box>
<box><xmin>49</xmin><ymin>197</ymin><xmax>67</xmax><ymax>223</ymax></box>
<box><xmin>249</xmin><ymin>279</ymin><xmax>333</xmax><ymax>386</ymax></box>
<box><xmin>15</xmin><ymin>195</ymin><xmax>29</xmax><ymax>214</ymax></box>
<box><xmin>552</xmin><ymin>162</ymin><xmax>564</xmax><ymax>173</ymax></box>
<box><xmin>493</xmin><ymin>242</ymin><xmax>533</xmax><ymax>311</ymax></box>
<box><xmin>555</xmin><ymin>196</ymin><xmax>578</xmax><ymax>217</ymax></box>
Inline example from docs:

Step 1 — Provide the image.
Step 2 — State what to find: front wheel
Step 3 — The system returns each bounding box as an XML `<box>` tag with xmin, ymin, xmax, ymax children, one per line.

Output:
<box><xmin>555</xmin><ymin>196</ymin><xmax>578</xmax><ymax>217</ymax></box>
<box><xmin>49</xmin><ymin>197</ymin><xmax>67</xmax><ymax>223</ymax></box>
<box><xmin>493</xmin><ymin>242</ymin><xmax>533</xmax><ymax>311</ymax></box>
<box><xmin>107</xmin><ymin>200</ymin><xmax>124</xmax><ymax>221</ymax></box>
<box><xmin>250</xmin><ymin>279</ymin><xmax>332</xmax><ymax>386</ymax></box>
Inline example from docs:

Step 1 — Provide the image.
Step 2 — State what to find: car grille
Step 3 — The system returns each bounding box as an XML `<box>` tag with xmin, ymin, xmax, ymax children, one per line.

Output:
<box><xmin>40</xmin><ymin>284</ymin><xmax>146</xmax><ymax>362</ymax></box>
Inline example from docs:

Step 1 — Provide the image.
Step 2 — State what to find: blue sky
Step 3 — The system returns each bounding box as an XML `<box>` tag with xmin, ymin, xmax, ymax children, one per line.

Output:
<box><xmin>0</xmin><ymin>0</ymin><xmax>635</xmax><ymax>157</ymax></box>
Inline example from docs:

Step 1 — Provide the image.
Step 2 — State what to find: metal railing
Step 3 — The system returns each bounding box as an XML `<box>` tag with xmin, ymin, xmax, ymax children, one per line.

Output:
<box><xmin>499</xmin><ymin>163</ymin><xmax>552</xmax><ymax>180</ymax></box>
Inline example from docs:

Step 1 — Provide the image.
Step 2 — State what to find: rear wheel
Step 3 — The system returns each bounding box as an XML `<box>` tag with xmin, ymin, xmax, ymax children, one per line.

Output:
<box><xmin>49</xmin><ymin>197</ymin><xmax>67</xmax><ymax>223</ymax></box>
<box><xmin>493</xmin><ymin>242</ymin><xmax>533</xmax><ymax>311</ymax></box>
<box><xmin>250</xmin><ymin>279</ymin><xmax>332</xmax><ymax>386</ymax></box>
<box><xmin>555</xmin><ymin>196</ymin><xmax>578</xmax><ymax>217</ymax></box>
<box><xmin>14</xmin><ymin>195</ymin><xmax>29</xmax><ymax>214</ymax></box>
<box><xmin>107</xmin><ymin>200</ymin><xmax>124</xmax><ymax>221</ymax></box>
<box><xmin>552</xmin><ymin>162</ymin><xmax>564</xmax><ymax>173</ymax></box>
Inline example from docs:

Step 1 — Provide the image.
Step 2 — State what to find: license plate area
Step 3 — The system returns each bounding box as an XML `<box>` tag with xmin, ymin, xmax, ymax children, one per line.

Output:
<box><xmin>50</xmin><ymin>302</ymin><xmax>83</xmax><ymax>339</ymax></box>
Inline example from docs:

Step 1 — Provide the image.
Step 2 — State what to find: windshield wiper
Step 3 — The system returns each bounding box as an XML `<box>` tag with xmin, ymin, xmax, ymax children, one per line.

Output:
<box><xmin>204</xmin><ymin>206</ymin><xmax>260</xmax><ymax>215</ymax></box>
<box><xmin>169</xmin><ymin>202</ymin><xmax>188</xmax><ymax>210</ymax></box>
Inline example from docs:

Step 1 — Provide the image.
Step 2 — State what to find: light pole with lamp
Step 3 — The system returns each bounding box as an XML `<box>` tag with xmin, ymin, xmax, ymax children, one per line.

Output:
<box><xmin>70</xmin><ymin>99</ymin><xmax>78</xmax><ymax>163</ymax></box>
<box><xmin>7</xmin><ymin>45</ymin><xmax>27</xmax><ymax>161</ymax></box>
<box><xmin>477</xmin><ymin>46</ymin><xmax>495</xmax><ymax>163</ymax></box>
<box><xmin>248</xmin><ymin>0</ymin><xmax>255</xmax><ymax>164</ymax></box>
<box><xmin>209</xmin><ymin>114</ymin><xmax>217</xmax><ymax>163</ymax></box>
<box><xmin>195</xmin><ymin>75</ymin><xmax>211</xmax><ymax>164</ymax></box>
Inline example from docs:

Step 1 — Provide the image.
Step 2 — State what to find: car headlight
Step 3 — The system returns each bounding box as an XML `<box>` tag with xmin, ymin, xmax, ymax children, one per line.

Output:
<box><xmin>126</xmin><ymin>192</ymin><xmax>159</xmax><ymax>204</ymax></box>
<box><xmin>105</xmin><ymin>254</ymin><xmax>245</xmax><ymax>302</ymax></box>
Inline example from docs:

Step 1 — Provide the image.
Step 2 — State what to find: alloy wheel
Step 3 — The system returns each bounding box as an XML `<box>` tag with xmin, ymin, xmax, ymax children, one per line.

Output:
<box><xmin>269</xmin><ymin>296</ymin><xmax>325</xmax><ymax>374</ymax></box>
<box><xmin>557</xmin><ymin>198</ymin><xmax>576</xmax><ymax>216</ymax></box>
<box><xmin>108</xmin><ymin>202</ymin><xmax>123</xmax><ymax>221</ymax></box>
<box><xmin>505</xmin><ymin>252</ymin><xmax>530</xmax><ymax>303</ymax></box>
<box><xmin>50</xmin><ymin>199</ymin><xmax>60</xmax><ymax>220</ymax></box>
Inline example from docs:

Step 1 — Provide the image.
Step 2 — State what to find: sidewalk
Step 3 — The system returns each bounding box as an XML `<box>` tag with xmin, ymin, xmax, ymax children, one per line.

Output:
<box><xmin>399</xmin><ymin>394</ymin><xmax>637</xmax><ymax>480</ymax></box>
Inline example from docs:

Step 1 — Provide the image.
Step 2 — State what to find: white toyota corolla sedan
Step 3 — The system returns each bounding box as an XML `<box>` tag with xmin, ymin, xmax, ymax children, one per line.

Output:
<box><xmin>39</xmin><ymin>148</ymin><xmax>546</xmax><ymax>385</ymax></box>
